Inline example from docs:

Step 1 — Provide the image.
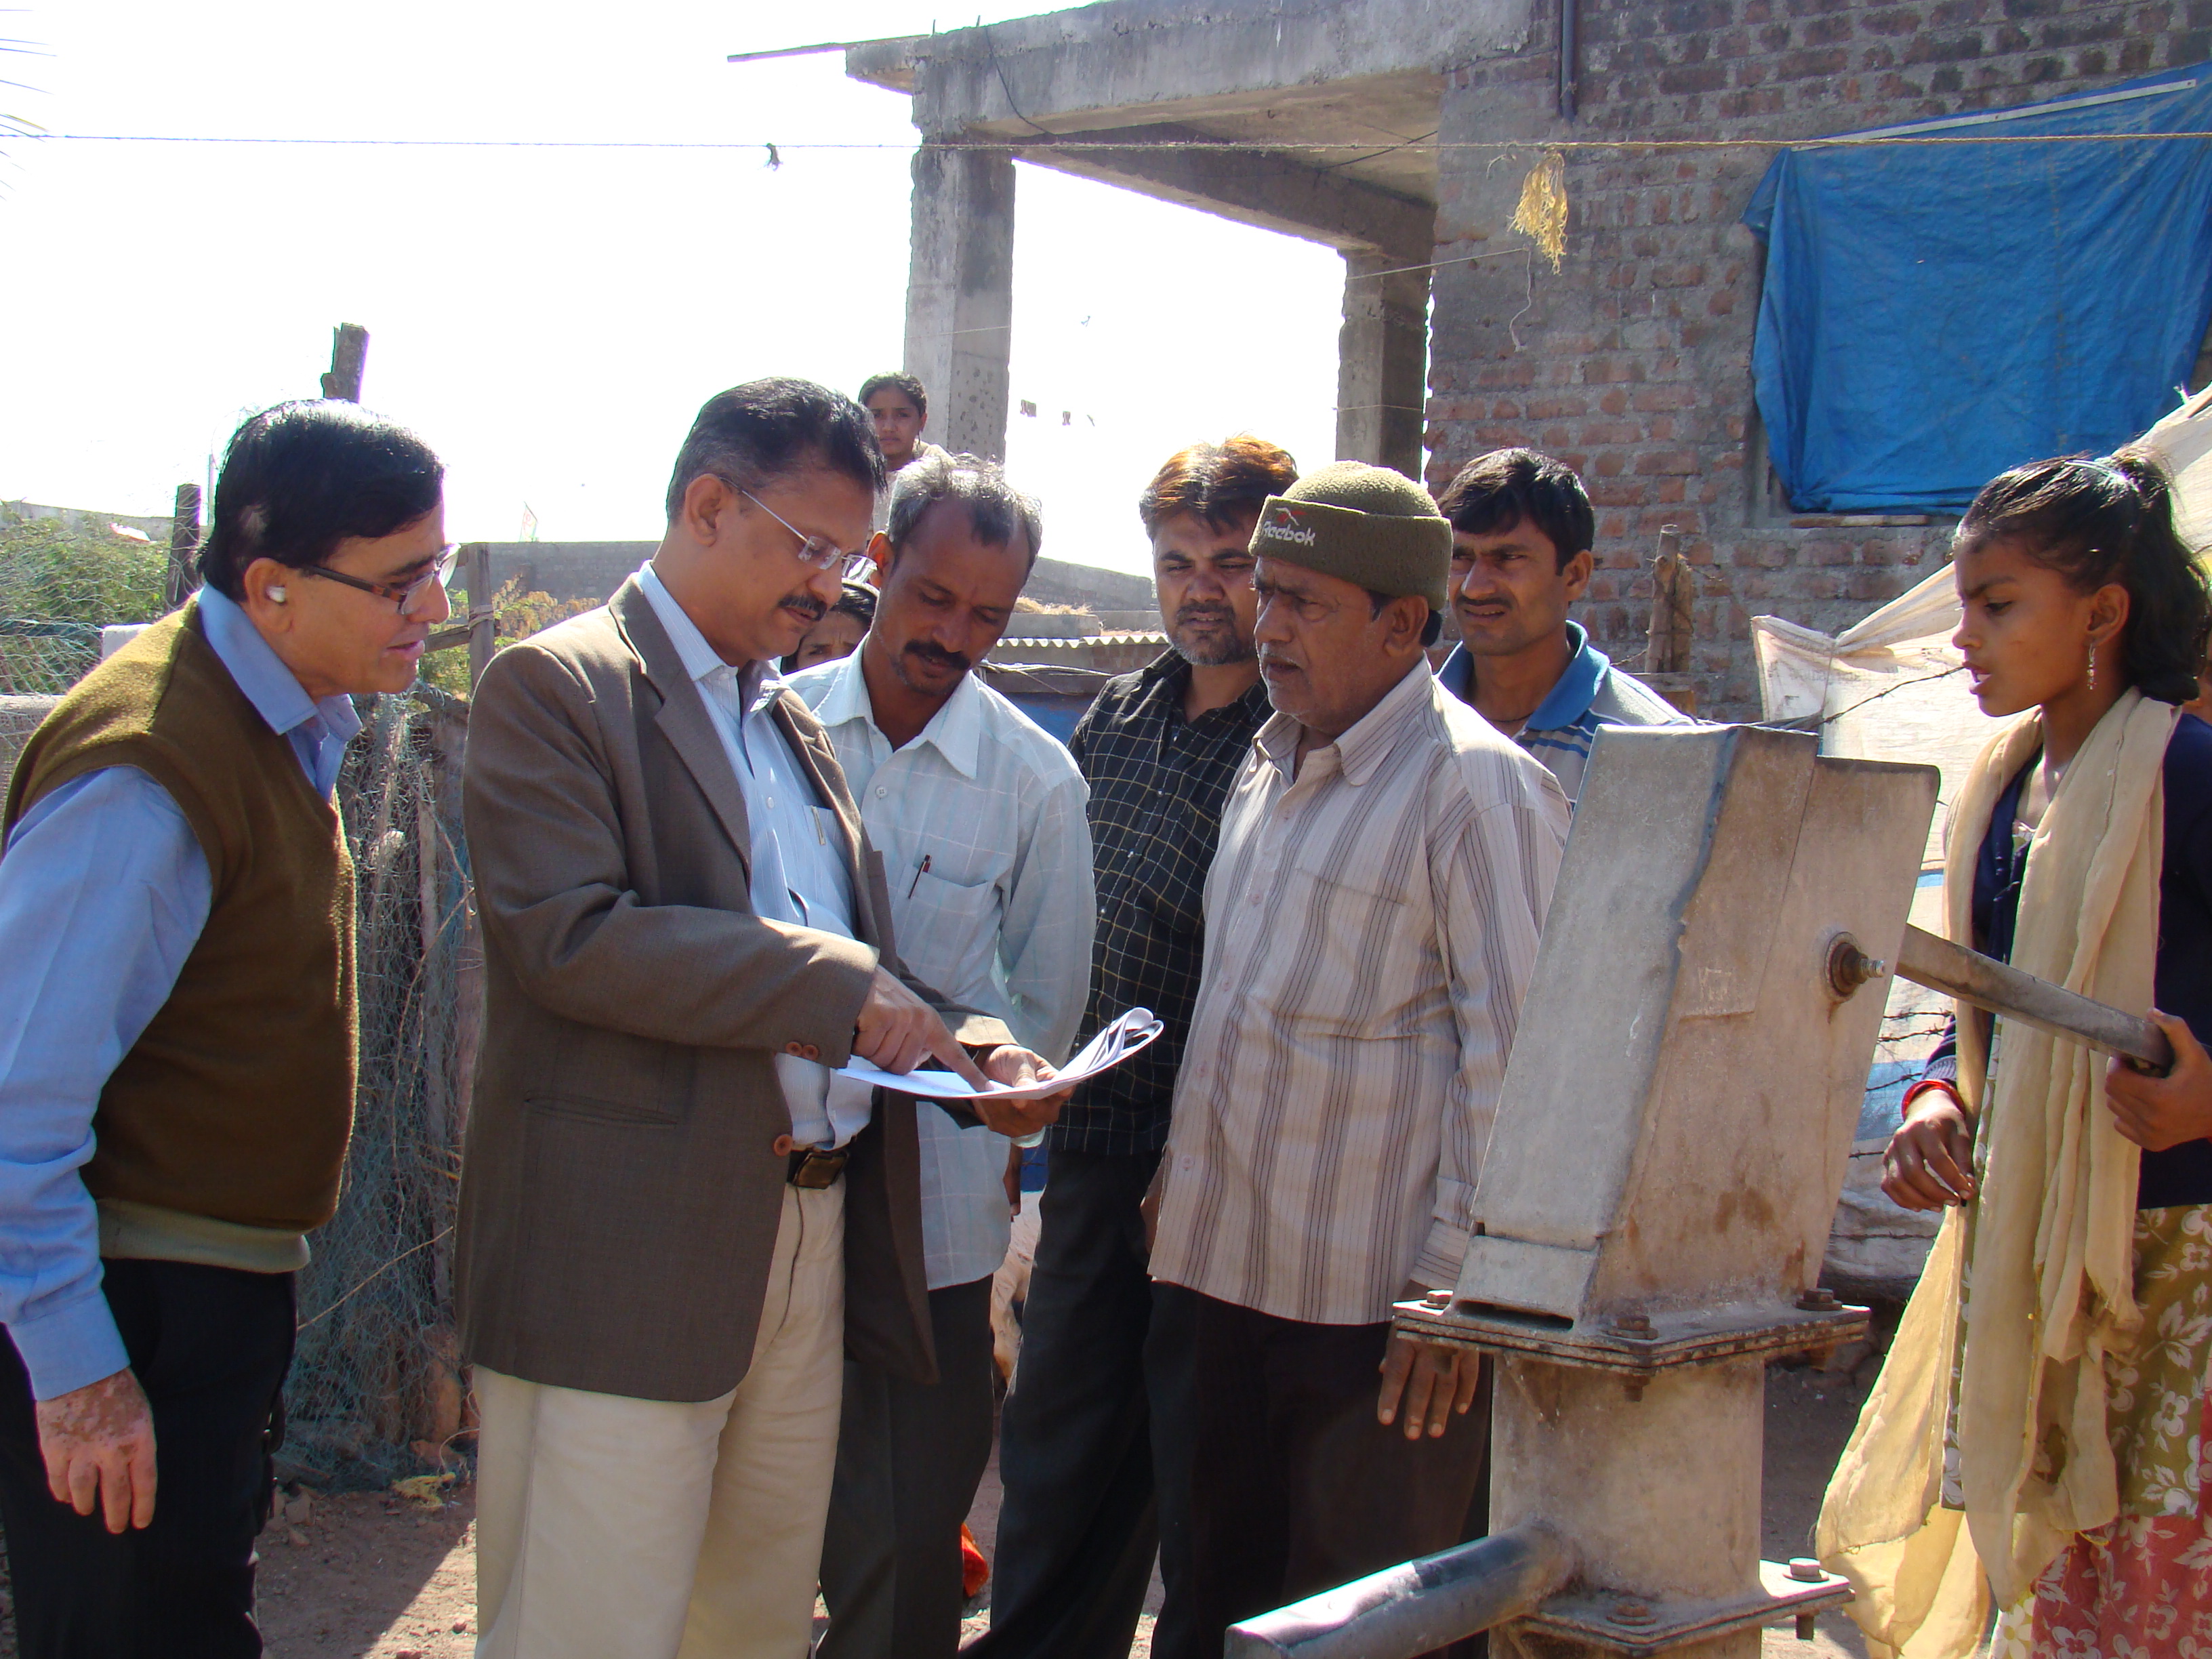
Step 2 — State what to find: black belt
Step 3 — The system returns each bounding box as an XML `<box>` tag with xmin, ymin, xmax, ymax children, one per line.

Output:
<box><xmin>787</xmin><ymin>1147</ymin><xmax>848</xmax><ymax>1189</ymax></box>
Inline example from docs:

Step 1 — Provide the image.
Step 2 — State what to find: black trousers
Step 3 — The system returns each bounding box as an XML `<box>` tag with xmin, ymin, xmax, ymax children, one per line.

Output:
<box><xmin>1151</xmin><ymin>1285</ymin><xmax>1493</xmax><ymax>1659</ymax></box>
<box><xmin>968</xmin><ymin>1148</ymin><xmax>1191</xmax><ymax>1659</ymax></box>
<box><xmin>820</xmin><ymin>1275</ymin><xmax>998</xmax><ymax>1659</ymax></box>
<box><xmin>0</xmin><ymin>1258</ymin><xmax>296</xmax><ymax>1659</ymax></box>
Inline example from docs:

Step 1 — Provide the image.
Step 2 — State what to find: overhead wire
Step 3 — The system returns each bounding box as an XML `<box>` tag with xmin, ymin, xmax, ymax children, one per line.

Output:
<box><xmin>29</xmin><ymin>130</ymin><xmax>2212</xmax><ymax>150</ymax></box>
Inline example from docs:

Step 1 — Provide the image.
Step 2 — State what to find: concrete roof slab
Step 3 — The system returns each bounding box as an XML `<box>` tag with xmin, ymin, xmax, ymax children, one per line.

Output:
<box><xmin>1010</xmin><ymin>119</ymin><xmax>1435</xmax><ymax>256</ymax></box>
<box><xmin>849</xmin><ymin>0</ymin><xmax>1528</xmax><ymax>141</ymax></box>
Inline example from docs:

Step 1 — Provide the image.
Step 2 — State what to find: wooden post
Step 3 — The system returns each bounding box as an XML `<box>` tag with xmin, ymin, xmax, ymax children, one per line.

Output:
<box><xmin>464</xmin><ymin>543</ymin><xmax>496</xmax><ymax>692</ymax></box>
<box><xmin>1645</xmin><ymin>525</ymin><xmax>1694</xmax><ymax>673</ymax></box>
<box><xmin>321</xmin><ymin>323</ymin><xmax>370</xmax><ymax>402</ymax></box>
<box><xmin>165</xmin><ymin>484</ymin><xmax>203</xmax><ymax>612</ymax></box>
<box><xmin>1641</xmin><ymin>525</ymin><xmax>1700</xmax><ymax>716</ymax></box>
<box><xmin>416</xmin><ymin>783</ymin><xmax>448</xmax><ymax>1145</ymax></box>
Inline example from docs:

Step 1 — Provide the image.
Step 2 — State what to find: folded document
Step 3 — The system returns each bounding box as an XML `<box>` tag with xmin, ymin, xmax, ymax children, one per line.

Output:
<box><xmin>837</xmin><ymin>1006</ymin><xmax>1164</xmax><ymax>1102</ymax></box>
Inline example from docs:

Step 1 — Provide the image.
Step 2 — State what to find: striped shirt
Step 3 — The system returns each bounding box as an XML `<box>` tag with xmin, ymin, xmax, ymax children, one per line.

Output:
<box><xmin>1437</xmin><ymin>621</ymin><xmax>1687</xmax><ymax>805</ymax></box>
<box><xmin>1149</xmin><ymin>661</ymin><xmax>1569</xmax><ymax>1326</ymax></box>
<box><xmin>788</xmin><ymin>651</ymin><xmax>1093</xmax><ymax>1289</ymax></box>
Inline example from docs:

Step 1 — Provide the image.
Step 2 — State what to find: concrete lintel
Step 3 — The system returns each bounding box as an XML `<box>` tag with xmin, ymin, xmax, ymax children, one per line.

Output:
<box><xmin>1012</xmin><ymin>123</ymin><xmax>1434</xmax><ymax>260</ymax></box>
<box><xmin>848</xmin><ymin>0</ymin><xmax>1528</xmax><ymax>132</ymax></box>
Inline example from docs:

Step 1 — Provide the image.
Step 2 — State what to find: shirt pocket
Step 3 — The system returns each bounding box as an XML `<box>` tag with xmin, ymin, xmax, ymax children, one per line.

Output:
<box><xmin>895</xmin><ymin>867</ymin><xmax>1002</xmax><ymax>1004</ymax></box>
<box><xmin>1245</xmin><ymin>861</ymin><xmax>1430</xmax><ymax>1041</ymax></box>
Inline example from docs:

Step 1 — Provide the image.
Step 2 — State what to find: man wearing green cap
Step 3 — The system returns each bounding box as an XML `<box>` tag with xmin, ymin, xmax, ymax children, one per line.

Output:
<box><xmin>1145</xmin><ymin>462</ymin><xmax>1570</xmax><ymax>1658</ymax></box>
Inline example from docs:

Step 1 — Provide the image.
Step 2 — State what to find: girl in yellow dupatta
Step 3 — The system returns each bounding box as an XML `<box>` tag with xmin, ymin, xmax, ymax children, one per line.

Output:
<box><xmin>1818</xmin><ymin>449</ymin><xmax>2212</xmax><ymax>1656</ymax></box>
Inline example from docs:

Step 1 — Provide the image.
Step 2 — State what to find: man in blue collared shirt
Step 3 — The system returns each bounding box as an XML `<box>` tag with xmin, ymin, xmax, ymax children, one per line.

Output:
<box><xmin>797</xmin><ymin>454</ymin><xmax>1092</xmax><ymax>1659</ymax></box>
<box><xmin>0</xmin><ymin>401</ymin><xmax>452</xmax><ymax>1657</ymax></box>
<box><xmin>1434</xmin><ymin>449</ymin><xmax>1686</xmax><ymax>803</ymax></box>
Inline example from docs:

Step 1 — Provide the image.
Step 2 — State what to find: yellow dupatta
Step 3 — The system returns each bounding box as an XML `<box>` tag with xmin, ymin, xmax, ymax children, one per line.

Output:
<box><xmin>1817</xmin><ymin>689</ymin><xmax>2175</xmax><ymax>1655</ymax></box>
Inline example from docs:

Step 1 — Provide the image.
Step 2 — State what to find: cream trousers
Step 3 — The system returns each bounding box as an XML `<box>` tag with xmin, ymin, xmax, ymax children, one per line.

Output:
<box><xmin>473</xmin><ymin>1181</ymin><xmax>846</xmax><ymax>1659</ymax></box>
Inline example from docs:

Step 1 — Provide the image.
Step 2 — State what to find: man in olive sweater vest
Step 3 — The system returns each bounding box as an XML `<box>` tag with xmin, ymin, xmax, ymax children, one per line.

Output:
<box><xmin>0</xmin><ymin>401</ymin><xmax>454</xmax><ymax>1658</ymax></box>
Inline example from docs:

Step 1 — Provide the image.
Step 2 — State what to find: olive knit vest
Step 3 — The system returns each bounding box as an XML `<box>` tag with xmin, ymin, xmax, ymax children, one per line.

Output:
<box><xmin>3</xmin><ymin>606</ymin><xmax>359</xmax><ymax>1231</ymax></box>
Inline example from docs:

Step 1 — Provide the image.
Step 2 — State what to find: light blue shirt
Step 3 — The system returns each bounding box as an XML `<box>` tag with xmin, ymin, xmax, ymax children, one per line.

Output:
<box><xmin>634</xmin><ymin>565</ymin><xmax>872</xmax><ymax>1149</ymax></box>
<box><xmin>0</xmin><ymin>588</ymin><xmax>362</xmax><ymax>1399</ymax></box>
<box><xmin>790</xmin><ymin>651</ymin><xmax>1093</xmax><ymax>1288</ymax></box>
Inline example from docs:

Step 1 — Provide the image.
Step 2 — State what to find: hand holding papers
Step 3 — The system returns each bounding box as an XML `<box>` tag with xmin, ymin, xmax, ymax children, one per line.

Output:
<box><xmin>838</xmin><ymin>1007</ymin><xmax>1166</xmax><ymax>1102</ymax></box>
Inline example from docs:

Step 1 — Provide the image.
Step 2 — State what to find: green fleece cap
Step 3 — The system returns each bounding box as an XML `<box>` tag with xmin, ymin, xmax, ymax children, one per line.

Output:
<box><xmin>1246</xmin><ymin>462</ymin><xmax>1452</xmax><ymax>613</ymax></box>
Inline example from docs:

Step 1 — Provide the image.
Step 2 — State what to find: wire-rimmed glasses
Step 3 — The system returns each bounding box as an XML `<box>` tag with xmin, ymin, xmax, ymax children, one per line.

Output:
<box><xmin>304</xmin><ymin>546</ymin><xmax>459</xmax><ymax>617</ymax></box>
<box><xmin>741</xmin><ymin>490</ymin><xmax>876</xmax><ymax>581</ymax></box>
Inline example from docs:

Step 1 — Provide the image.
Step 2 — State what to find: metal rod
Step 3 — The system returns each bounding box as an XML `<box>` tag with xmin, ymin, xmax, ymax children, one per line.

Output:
<box><xmin>1557</xmin><ymin>0</ymin><xmax>1578</xmax><ymax>120</ymax></box>
<box><xmin>1895</xmin><ymin>923</ymin><xmax>2173</xmax><ymax>1073</ymax></box>
<box><xmin>726</xmin><ymin>35</ymin><xmax>906</xmax><ymax>64</ymax></box>
<box><xmin>1224</xmin><ymin>1524</ymin><xmax>1575</xmax><ymax>1659</ymax></box>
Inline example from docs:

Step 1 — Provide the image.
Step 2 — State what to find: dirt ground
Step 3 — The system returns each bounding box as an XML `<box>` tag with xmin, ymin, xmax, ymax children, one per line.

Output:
<box><xmin>0</xmin><ymin>1355</ymin><xmax>1877</xmax><ymax>1658</ymax></box>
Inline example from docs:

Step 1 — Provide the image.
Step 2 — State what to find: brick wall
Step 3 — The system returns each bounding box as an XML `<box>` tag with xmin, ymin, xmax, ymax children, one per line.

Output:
<box><xmin>1426</xmin><ymin>1</ymin><xmax>2208</xmax><ymax>718</ymax></box>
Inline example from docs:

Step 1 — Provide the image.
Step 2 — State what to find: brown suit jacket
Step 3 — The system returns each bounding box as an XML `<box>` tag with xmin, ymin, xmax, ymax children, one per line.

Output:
<box><xmin>455</xmin><ymin>576</ymin><xmax>1012</xmax><ymax>1402</ymax></box>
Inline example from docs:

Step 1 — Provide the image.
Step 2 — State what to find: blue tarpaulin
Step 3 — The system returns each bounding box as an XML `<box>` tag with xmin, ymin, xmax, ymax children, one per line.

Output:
<box><xmin>1742</xmin><ymin>66</ymin><xmax>2212</xmax><ymax>514</ymax></box>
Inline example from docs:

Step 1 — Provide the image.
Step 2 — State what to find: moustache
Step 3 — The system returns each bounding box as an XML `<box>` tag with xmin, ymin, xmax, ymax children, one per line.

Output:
<box><xmin>903</xmin><ymin>640</ymin><xmax>971</xmax><ymax>674</ymax></box>
<box><xmin>1174</xmin><ymin>602</ymin><xmax>1237</xmax><ymax>627</ymax></box>
<box><xmin>782</xmin><ymin>592</ymin><xmax>828</xmax><ymax>623</ymax></box>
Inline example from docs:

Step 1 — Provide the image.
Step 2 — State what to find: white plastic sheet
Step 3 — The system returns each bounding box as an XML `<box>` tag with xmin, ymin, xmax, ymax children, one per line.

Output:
<box><xmin>2143</xmin><ymin>382</ymin><xmax>2212</xmax><ymax>550</ymax></box>
<box><xmin>1752</xmin><ymin>562</ymin><xmax>2001</xmax><ymax>867</ymax></box>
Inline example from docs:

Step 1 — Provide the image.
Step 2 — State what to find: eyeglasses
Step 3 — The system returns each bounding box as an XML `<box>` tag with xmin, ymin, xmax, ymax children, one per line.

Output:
<box><xmin>304</xmin><ymin>546</ymin><xmax>458</xmax><ymax>617</ymax></box>
<box><xmin>741</xmin><ymin>489</ymin><xmax>876</xmax><ymax>580</ymax></box>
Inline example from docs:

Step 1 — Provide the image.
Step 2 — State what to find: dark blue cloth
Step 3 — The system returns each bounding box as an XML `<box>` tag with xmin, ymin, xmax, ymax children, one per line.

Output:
<box><xmin>1742</xmin><ymin>64</ymin><xmax>2212</xmax><ymax>514</ymax></box>
<box><xmin>1925</xmin><ymin>712</ymin><xmax>2212</xmax><ymax>1206</ymax></box>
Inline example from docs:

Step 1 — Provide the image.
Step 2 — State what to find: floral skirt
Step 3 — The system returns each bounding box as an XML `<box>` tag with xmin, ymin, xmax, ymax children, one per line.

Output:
<box><xmin>1990</xmin><ymin>1204</ymin><xmax>2212</xmax><ymax>1657</ymax></box>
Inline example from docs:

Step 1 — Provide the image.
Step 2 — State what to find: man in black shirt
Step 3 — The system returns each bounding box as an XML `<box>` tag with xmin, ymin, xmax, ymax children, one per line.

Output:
<box><xmin>974</xmin><ymin>436</ymin><xmax>1296</xmax><ymax>1659</ymax></box>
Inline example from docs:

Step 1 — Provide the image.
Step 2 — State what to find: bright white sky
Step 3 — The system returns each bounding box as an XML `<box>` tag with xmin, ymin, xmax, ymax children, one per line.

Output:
<box><xmin>0</xmin><ymin>1</ymin><xmax>1347</xmax><ymax>577</ymax></box>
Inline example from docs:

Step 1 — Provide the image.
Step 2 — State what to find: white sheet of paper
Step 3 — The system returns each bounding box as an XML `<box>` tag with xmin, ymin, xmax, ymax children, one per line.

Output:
<box><xmin>838</xmin><ymin>1006</ymin><xmax>1165</xmax><ymax>1101</ymax></box>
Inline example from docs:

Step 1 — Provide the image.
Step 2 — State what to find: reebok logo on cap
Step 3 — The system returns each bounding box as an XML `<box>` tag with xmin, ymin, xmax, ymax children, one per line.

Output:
<box><xmin>1260</xmin><ymin>507</ymin><xmax>1318</xmax><ymax>547</ymax></box>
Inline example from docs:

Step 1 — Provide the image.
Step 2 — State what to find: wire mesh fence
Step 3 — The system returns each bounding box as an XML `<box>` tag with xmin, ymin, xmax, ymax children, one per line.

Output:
<box><xmin>0</xmin><ymin>510</ymin><xmax>171</xmax><ymax>695</ymax></box>
<box><xmin>282</xmin><ymin>688</ymin><xmax>476</xmax><ymax>1490</ymax></box>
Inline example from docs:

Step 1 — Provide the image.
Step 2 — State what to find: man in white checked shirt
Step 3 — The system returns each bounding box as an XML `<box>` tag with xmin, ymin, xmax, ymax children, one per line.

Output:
<box><xmin>790</xmin><ymin>452</ymin><xmax>1092</xmax><ymax>1659</ymax></box>
<box><xmin>1147</xmin><ymin>463</ymin><xmax>1570</xmax><ymax>1659</ymax></box>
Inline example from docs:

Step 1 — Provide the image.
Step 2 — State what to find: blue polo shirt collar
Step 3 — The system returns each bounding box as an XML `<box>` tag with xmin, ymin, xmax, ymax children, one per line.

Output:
<box><xmin>1439</xmin><ymin>620</ymin><xmax>1609</xmax><ymax>733</ymax></box>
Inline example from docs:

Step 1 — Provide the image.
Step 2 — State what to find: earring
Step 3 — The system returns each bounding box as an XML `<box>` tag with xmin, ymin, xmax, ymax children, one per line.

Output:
<box><xmin>2087</xmin><ymin>652</ymin><xmax>2097</xmax><ymax>693</ymax></box>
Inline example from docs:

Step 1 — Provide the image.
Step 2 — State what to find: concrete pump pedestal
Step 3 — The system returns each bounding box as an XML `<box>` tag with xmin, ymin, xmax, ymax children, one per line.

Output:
<box><xmin>1402</xmin><ymin>724</ymin><xmax>1936</xmax><ymax>1657</ymax></box>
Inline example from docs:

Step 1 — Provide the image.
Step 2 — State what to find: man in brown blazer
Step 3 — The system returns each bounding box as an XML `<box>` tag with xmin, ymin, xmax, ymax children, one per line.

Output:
<box><xmin>456</xmin><ymin>379</ymin><xmax>1064</xmax><ymax>1659</ymax></box>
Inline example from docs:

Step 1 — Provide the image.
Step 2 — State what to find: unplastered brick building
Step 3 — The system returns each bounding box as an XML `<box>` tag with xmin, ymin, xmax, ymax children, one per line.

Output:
<box><xmin>848</xmin><ymin>1</ymin><xmax>2209</xmax><ymax>717</ymax></box>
